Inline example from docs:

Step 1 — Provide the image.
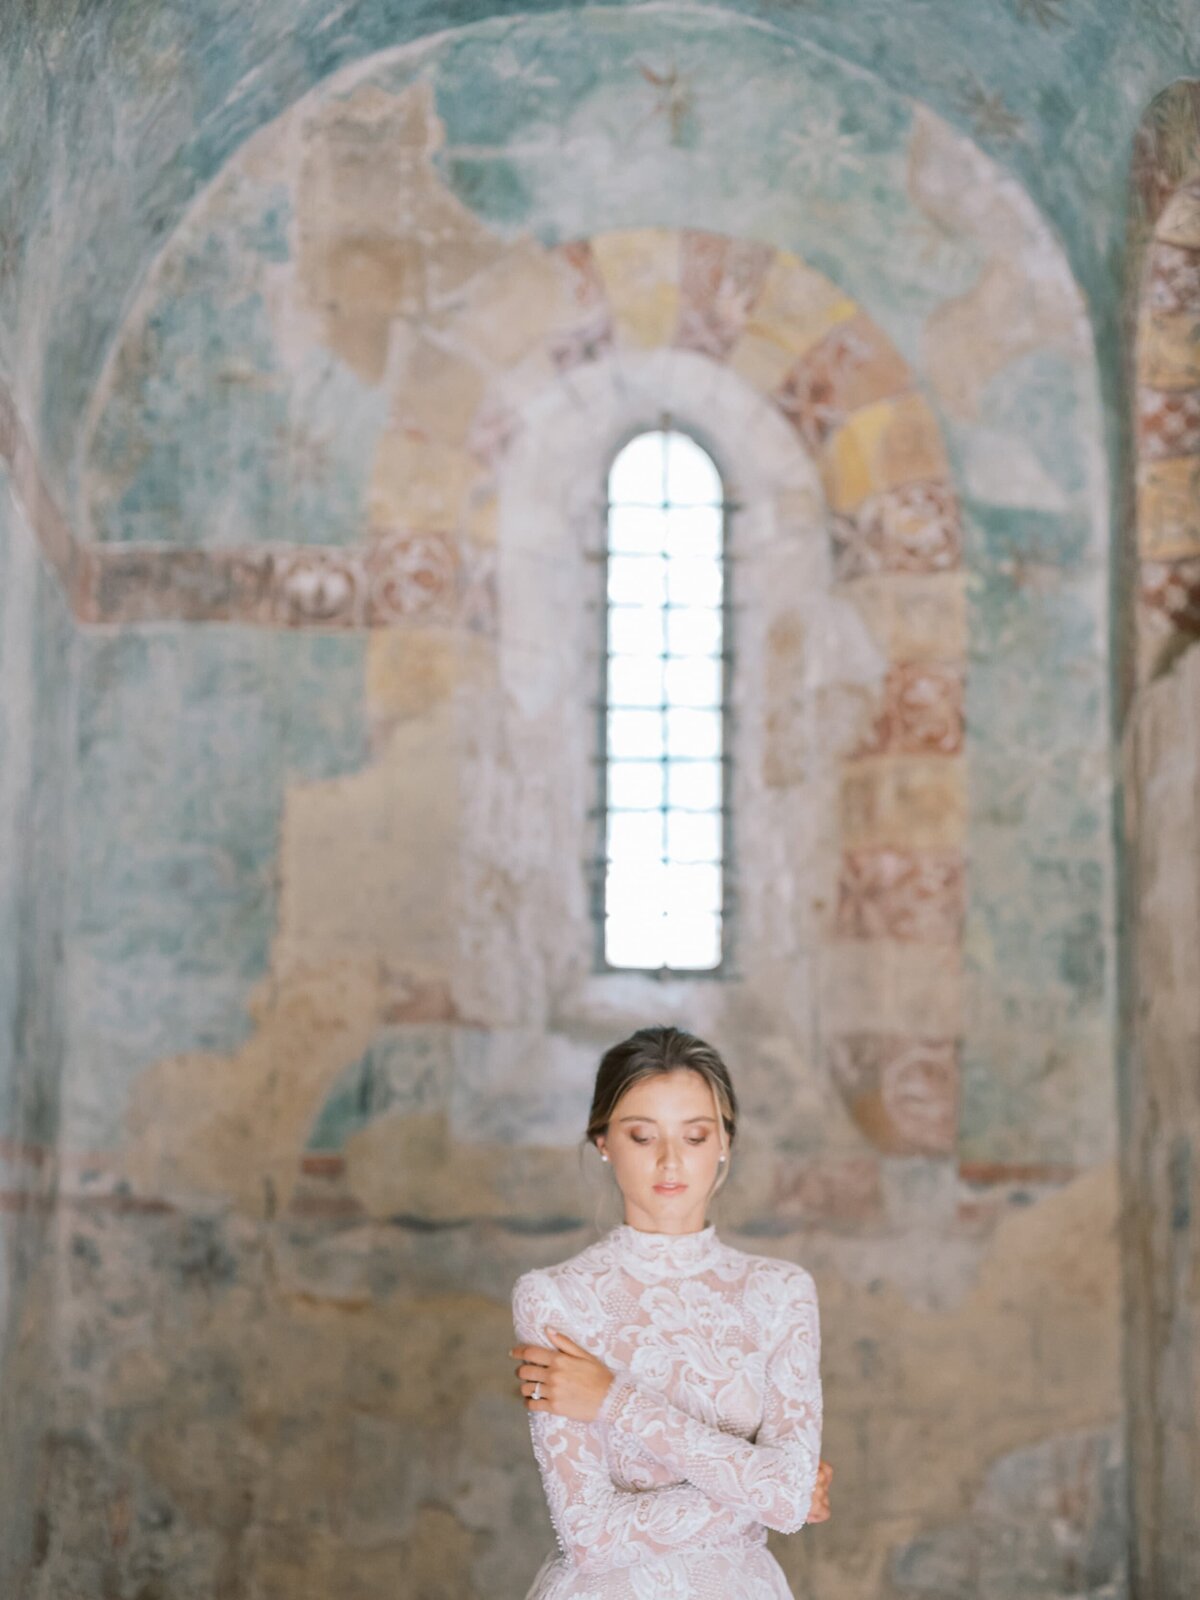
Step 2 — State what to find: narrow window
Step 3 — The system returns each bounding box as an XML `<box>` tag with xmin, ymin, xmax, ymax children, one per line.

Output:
<box><xmin>598</xmin><ymin>426</ymin><xmax>728</xmax><ymax>973</ymax></box>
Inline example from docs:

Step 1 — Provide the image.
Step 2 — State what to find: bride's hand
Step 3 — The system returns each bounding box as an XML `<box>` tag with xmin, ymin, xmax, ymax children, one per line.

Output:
<box><xmin>509</xmin><ymin>1328</ymin><xmax>615</xmax><ymax>1423</ymax></box>
<box><xmin>807</xmin><ymin>1459</ymin><xmax>833</xmax><ymax>1522</ymax></box>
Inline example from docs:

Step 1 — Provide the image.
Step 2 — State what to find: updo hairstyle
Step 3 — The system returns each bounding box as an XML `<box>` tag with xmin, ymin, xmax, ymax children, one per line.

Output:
<box><xmin>585</xmin><ymin>1024</ymin><xmax>738</xmax><ymax>1199</ymax></box>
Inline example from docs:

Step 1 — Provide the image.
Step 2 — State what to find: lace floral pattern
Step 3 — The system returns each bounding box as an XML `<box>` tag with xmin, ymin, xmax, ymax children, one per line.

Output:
<box><xmin>513</xmin><ymin>1222</ymin><xmax>822</xmax><ymax>1599</ymax></box>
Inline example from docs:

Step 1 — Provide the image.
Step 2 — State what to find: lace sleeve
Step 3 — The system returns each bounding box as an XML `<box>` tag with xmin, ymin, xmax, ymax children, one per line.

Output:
<box><xmin>593</xmin><ymin>1265</ymin><xmax>822</xmax><ymax>1534</ymax></box>
<box><xmin>512</xmin><ymin>1269</ymin><xmax>759</xmax><ymax>1570</ymax></box>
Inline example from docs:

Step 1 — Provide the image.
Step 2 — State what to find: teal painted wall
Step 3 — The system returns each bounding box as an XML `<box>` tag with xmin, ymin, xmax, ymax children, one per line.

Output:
<box><xmin>0</xmin><ymin>468</ymin><xmax>72</xmax><ymax>1595</ymax></box>
<box><xmin>0</xmin><ymin>4</ymin><xmax>1175</xmax><ymax>1595</ymax></box>
<box><xmin>0</xmin><ymin>0</ymin><xmax>1189</xmax><ymax>499</ymax></box>
<box><xmin>65</xmin><ymin>628</ymin><xmax>371</xmax><ymax>1147</ymax></box>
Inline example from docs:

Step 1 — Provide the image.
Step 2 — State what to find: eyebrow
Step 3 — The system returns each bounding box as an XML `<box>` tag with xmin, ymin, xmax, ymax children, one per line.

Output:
<box><xmin>616</xmin><ymin>1115</ymin><xmax>717</xmax><ymax>1124</ymax></box>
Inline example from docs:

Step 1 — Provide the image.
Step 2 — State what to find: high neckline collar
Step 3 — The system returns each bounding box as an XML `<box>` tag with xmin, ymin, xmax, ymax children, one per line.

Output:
<box><xmin>610</xmin><ymin>1221</ymin><xmax>721</xmax><ymax>1273</ymax></box>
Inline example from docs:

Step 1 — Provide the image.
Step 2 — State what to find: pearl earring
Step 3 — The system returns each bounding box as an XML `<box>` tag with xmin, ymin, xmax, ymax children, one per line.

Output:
<box><xmin>601</xmin><ymin>1153</ymin><xmax>609</xmax><ymax>1162</ymax></box>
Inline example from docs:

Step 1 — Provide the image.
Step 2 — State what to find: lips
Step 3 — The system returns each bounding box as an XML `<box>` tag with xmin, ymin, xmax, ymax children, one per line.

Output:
<box><xmin>653</xmin><ymin>1183</ymin><xmax>687</xmax><ymax>1193</ymax></box>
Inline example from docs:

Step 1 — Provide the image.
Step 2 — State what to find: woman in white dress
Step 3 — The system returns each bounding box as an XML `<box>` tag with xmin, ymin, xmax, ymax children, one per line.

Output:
<box><xmin>508</xmin><ymin>1024</ymin><xmax>832</xmax><ymax>1599</ymax></box>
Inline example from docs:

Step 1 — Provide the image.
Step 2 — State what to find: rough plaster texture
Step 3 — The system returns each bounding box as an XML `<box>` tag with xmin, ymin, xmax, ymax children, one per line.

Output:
<box><xmin>0</xmin><ymin>3</ymin><xmax>1193</xmax><ymax>1598</ymax></box>
<box><xmin>1118</xmin><ymin>83</ymin><xmax>1200</xmax><ymax>1597</ymax></box>
<box><xmin>1121</xmin><ymin>645</ymin><xmax>1200</xmax><ymax>1598</ymax></box>
<box><xmin>0</xmin><ymin>470</ymin><xmax>73</xmax><ymax>1594</ymax></box>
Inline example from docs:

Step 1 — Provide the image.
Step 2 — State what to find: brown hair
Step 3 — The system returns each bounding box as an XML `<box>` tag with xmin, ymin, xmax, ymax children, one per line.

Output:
<box><xmin>586</xmin><ymin>1025</ymin><xmax>738</xmax><ymax>1197</ymax></box>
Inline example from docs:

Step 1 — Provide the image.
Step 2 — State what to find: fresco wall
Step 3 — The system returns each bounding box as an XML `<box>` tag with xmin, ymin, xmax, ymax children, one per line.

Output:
<box><xmin>1</xmin><ymin>3</ymin><xmax>1198</xmax><ymax>1598</ymax></box>
<box><xmin>0</xmin><ymin>468</ymin><xmax>73</xmax><ymax>1595</ymax></box>
<box><xmin>1120</xmin><ymin>85</ymin><xmax>1200</xmax><ymax>1599</ymax></box>
<box><xmin>0</xmin><ymin>0</ymin><xmax>1194</xmax><ymax>500</ymax></box>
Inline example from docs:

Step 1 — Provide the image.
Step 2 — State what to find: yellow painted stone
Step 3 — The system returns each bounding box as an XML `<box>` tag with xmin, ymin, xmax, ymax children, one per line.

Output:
<box><xmin>294</xmin><ymin>88</ymin><xmax>433</xmax><ymax>379</ymax></box>
<box><xmin>1137</xmin><ymin>455</ymin><xmax>1200</xmax><ymax>559</ymax></box>
<box><xmin>840</xmin><ymin>754</ymin><xmax>968</xmax><ymax>849</ymax></box>
<box><xmin>821</xmin><ymin>392</ymin><xmax>949</xmax><ymax>514</ymax></box>
<box><xmin>728</xmin><ymin>250</ymin><xmax>857</xmax><ymax>393</ymax></box>
<box><xmin>1136</xmin><ymin>311</ymin><xmax>1200</xmax><ymax>389</ymax></box>
<box><xmin>120</xmin><ymin>702</ymin><xmax>471</xmax><ymax>1213</ymax></box>
<box><xmin>417</xmin><ymin>192</ymin><xmax>510</xmax><ymax>310</ymax></box>
<box><xmin>368</xmin><ymin>429</ymin><xmax>481</xmax><ymax>532</ymax></box>
<box><xmin>1157</xmin><ymin>188</ymin><xmax>1200</xmax><ymax>250</ymax></box>
<box><xmin>727</xmin><ymin>330</ymin><xmax>806</xmax><ymax>395</ymax></box>
<box><xmin>317</xmin><ymin>233</ymin><xmax>424</xmax><ymax>319</ymax></box>
<box><xmin>302</xmin><ymin>301</ymin><xmax>398</xmax><ymax>387</ymax></box>
<box><xmin>366</xmin><ymin>628</ymin><xmax>462</xmax><ymax>724</ymax></box>
<box><xmin>298</xmin><ymin>83</ymin><xmax>435</xmax><ymax>234</ymax></box>
<box><xmin>342</xmin><ymin>1107</ymin><xmax>583</xmax><ymax>1221</ymax></box>
<box><xmin>821</xmin><ymin>404</ymin><xmax>890</xmax><ymax>513</ymax></box>
<box><xmin>591</xmin><ymin>228</ymin><xmax>681</xmax><ymax>348</ymax></box>
<box><xmin>120</xmin><ymin>958</ymin><xmax>385</xmax><ymax>1215</ymax></box>
<box><xmin>388</xmin><ymin>327</ymin><xmax>489</xmax><ymax>446</ymax></box>
<box><xmin>295</xmin><ymin>80</ymin><xmax>506</xmax><ymax>370</ymax></box>
<box><xmin>345</xmin><ymin>1111</ymin><xmax>498</xmax><ymax>1219</ymax></box>
<box><xmin>842</xmin><ymin>572</ymin><xmax>968</xmax><ymax>661</ymax></box>
<box><xmin>882</xmin><ymin>391</ymin><xmax>948</xmax><ymax>488</ymax></box>
<box><xmin>436</xmin><ymin>237</ymin><xmax>574</xmax><ymax>369</ymax></box>
<box><xmin>275</xmin><ymin>701</ymin><xmax>459</xmax><ymax>976</ymax></box>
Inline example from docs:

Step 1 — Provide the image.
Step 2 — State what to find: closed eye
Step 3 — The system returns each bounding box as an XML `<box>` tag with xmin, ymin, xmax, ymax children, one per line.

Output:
<box><xmin>630</xmin><ymin>1134</ymin><xmax>708</xmax><ymax>1145</ymax></box>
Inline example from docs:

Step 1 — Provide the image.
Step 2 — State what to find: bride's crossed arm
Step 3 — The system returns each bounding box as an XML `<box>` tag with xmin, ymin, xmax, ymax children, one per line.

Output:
<box><xmin>511</xmin><ymin>1266</ymin><xmax>824</xmax><ymax>1572</ymax></box>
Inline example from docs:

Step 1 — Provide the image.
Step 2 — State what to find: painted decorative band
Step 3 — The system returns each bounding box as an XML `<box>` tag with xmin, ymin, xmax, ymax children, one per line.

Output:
<box><xmin>74</xmin><ymin>533</ymin><xmax>496</xmax><ymax>631</ymax></box>
<box><xmin>835</xmin><ymin>849</ymin><xmax>966</xmax><ymax>942</ymax></box>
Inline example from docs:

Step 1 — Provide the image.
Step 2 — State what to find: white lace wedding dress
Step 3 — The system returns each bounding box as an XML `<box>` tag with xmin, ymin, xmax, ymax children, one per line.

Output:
<box><xmin>512</xmin><ymin>1220</ymin><xmax>822</xmax><ymax>1599</ymax></box>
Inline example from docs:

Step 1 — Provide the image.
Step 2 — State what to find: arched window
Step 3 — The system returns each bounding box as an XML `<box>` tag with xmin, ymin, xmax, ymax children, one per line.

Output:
<box><xmin>597</xmin><ymin>425</ymin><xmax>729</xmax><ymax>973</ymax></box>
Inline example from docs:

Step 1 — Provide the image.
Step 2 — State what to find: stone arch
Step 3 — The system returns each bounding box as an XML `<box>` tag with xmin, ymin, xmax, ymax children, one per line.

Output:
<box><xmin>77</xmin><ymin>62</ymin><xmax>1109</xmax><ymax>1236</ymax></box>
<box><xmin>447</xmin><ymin>226</ymin><xmax>967</xmax><ymax>1161</ymax></box>
<box><xmin>228</xmin><ymin>215</ymin><xmax>966</xmax><ymax>1166</ymax></box>
<box><xmin>80</xmin><ymin>52</ymin><xmax>1119</xmax><ymax>1211</ymax></box>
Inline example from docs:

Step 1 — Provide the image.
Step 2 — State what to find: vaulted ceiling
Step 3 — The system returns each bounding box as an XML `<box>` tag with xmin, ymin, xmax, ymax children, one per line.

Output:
<box><xmin>0</xmin><ymin>0</ymin><xmax>1192</xmax><ymax>516</ymax></box>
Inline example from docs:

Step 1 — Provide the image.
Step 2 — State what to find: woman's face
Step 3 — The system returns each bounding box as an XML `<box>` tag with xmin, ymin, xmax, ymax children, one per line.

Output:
<box><xmin>595</xmin><ymin>1068</ymin><xmax>724</xmax><ymax>1234</ymax></box>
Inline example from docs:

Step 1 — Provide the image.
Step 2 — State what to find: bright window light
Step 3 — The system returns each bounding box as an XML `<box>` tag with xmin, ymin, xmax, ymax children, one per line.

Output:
<box><xmin>600</xmin><ymin>428</ymin><xmax>727</xmax><ymax>973</ymax></box>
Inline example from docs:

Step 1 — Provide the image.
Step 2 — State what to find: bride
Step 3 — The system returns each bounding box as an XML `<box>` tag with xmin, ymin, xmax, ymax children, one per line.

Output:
<box><xmin>509</xmin><ymin>1024</ymin><xmax>832</xmax><ymax>1598</ymax></box>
